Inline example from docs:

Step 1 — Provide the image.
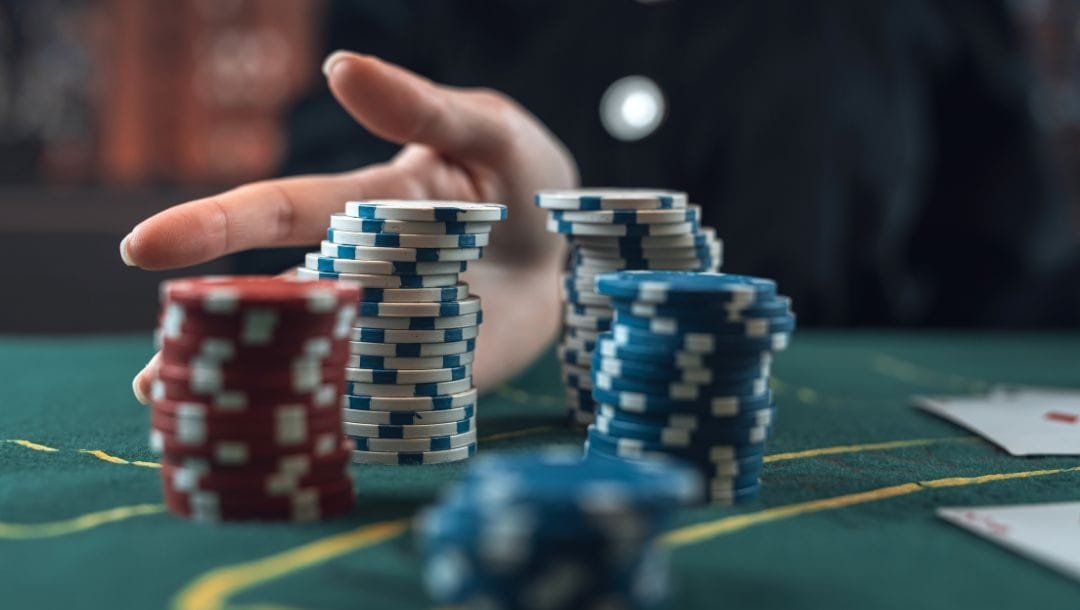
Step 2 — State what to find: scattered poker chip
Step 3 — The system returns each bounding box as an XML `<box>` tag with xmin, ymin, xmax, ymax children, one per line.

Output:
<box><xmin>328</xmin><ymin>214</ymin><xmax>494</xmax><ymax>235</ymax></box>
<box><xmin>327</xmin><ymin>227</ymin><xmax>490</xmax><ymax>249</ymax></box>
<box><xmin>358</xmin><ymin>284</ymin><xmax>471</xmax><ymax>304</ymax></box>
<box><xmin>296</xmin><ymin>267</ymin><xmax>460</xmax><ymax>288</ymax></box>
<box><xmin>352</xmin><ymin>311</ymin><xmax>482</xmax><ymax>330</ymax></box>
<box><xmin>341</xmin><ymin>404</ymin><xmax>475</xmax><ymax>425</ymax></box>
<box><xmin>345</xmin><ymin>200</ymin><xmax>508</xmax><ymax>222</ymax></box>
<box><xmin>535</xmin><ymin>188</ymin><xmax>688</xmax><ymax>210</ymax></box>
<box><xmin>345</xmin><ymin>351</ymin><xmax>474</xmax><ymax>370</ymax></box>
<box><xmin>350</xmin><ymin>442</ymin><xmax>477</xmax><ymax>465</ymax></box>
<box><xmin>304</xmin><ymin>253</ymin><xmax>468</xmax><ymax>276</ymax></box>
<box><xmin>320</xmin><ymin>241</ymin><xmax>485</xmax><ymax>263</ymax></box>
<box><xmin>348</xmin><ymin>325</ymin><xmax>480</xmax><ymax>344</ymax></box>
<box><xmin>344</xmin><ymin>377</ymin><xmax>474</xmax><ymax>398</ymax></box>
<box><xmin>550</xmin><ymin>205</ymin><xmax>700</xmax><ymax>225</ymax></box>
<box><xmin>546</xmin><ymin>218</ymin><xmax>700</xmax><ymax>237</ymax></box>
<box><xmin>343</xmin><ymin>364</ymin><xmax>471</xmax><ymax>385</ymax></box>
<box><xmin>161</xmin><ymin>276</ymin><xmax>360</xmax><ymax>314</ymax></box>
<box><xmin>343</xmin><ymin>416</ymin><xmax>475</xmax><ymax>439</ymax></box>
<box><xmin>356</xmin><ymin>295</ymin><xmax>481</xmax><ymax>318</ymax></box>
<box><xmin>347</xmin><ymin>338</ymin><xmax>475</xmax><ymax>357</ymax></box>
<box><xmin>341</xmin><ymin>388</ymin><xmax>478</xmax><ymax>412</ymax></box>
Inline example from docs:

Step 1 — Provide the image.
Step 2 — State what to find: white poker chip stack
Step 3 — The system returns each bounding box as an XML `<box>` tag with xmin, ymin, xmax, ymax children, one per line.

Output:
<box><xmin>302</xmin><ymin>200</ymin><xmax>507</xmax><ymax>464</ymax></box>
<box><xmin>536</xmin><ymin>189</ymin><xmax>722</xmax><ymax>426</ymax></box>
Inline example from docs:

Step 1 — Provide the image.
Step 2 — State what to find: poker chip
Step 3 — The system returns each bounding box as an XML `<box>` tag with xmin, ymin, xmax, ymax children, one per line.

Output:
<box><xmin>348</xmin><ymin>325</ymin><xmax>480</xmax><ymax>344</ymax></box>
<box><xmin>550</xmin><ymin>205</ymin><xmax>700</xmax><ymax>225</ymax></box>
<box><xmin>356</xmin><ymin>295</ymin><xmax>481</xmax><ymax>318</ymax></box>
<box><xmin>345</xmin><ymin>200</ymin><xmax>508</xmax><ymax>222</ymax></box>
<box><xmin>326</xmin><ymin>227</ymin><xmax>491</xmax><ymax>248</ymax></box>
<box><xmin>546</xmin><ymin>218</ymin><xmax>700</xmax><ymax>237</ymax></box>
<box><xmin>343</xmin><ymin>364</ymin><xmax>471</xmax><ymax>385</ymax></box>
<box><xmin>417</xmin><ymin>450</ymin><xmax>699</xmax><ymax>609</ymax></box>
<box><xmin>351</xmin><ymin>311</ymin><xmax>482</xmax><ymax>330</ymax></box>
<box><xmin>320</xmin><ymin>241</ymin><xmax>485</xmax><ymax>262</ymax></box>
<box><xmin>581</xmin><ymin>269</ymin><xmax>794</xmax><ymax>505</ymax></box>
<box><xmin>345</xmin><ymin>351</ymin><xmax>475</xmax><ymax>370</ymax></box>
<box><xmin>347</xmin><ymin>338</ymin><xmax>475</xmax><ymax>357</ymax></box>
<box><xmin>345</xmin><ymin>377</ymin><xmax>473</xmax><ymax>398</ymax></box>
<box><xmin>535</xmin><ymin>188</ymin><xmax>688</xmax><ymax>210</ymax></box>
<box><xmin>343</xmin><ymin>416</ymin><xmax>475</xmax><ymax>439</ymax></box>
<box><xmin>341</xmin><ymin>404</ymin><xmax>475</xmax><ymax>425</ymax></box>
<box><xmin>359</xmin><ymin>284</ymin><xmax>471</xmax><ymax>304</ymax></box>
<box><xmin>341</xmin><ymin>388</ymin><xmax>478</xmax><ymax>412</ymax></box>
<box><xmin>327</xmin><ymin>215</ymin><xmax>494</xmax><ymax>235</ymax></box>
<box><xmin>350</xmin><ymin>442</ymin><xmax>477</xmax><ymax>465</ymax></box>
<box><xmin>305</xmin><ymin>253</ymin><xmax>468</xmax><ymax>276</ymax></box>
<box><xmin>296</xmin><ymin>267</ymin><xmax>460</xmax><ymax>288</ymax></box>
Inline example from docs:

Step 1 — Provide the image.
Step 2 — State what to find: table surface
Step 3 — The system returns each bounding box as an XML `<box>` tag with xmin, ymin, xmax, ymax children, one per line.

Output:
<box><xmin>2</xmin><ymin>331</ymin><xmax>1079</xmax><ymax>610</ymax></box>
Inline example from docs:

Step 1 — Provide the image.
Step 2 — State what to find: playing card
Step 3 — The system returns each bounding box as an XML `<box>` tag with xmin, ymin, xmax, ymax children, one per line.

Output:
<box><xmin>913</xmin><ymin>386</ymin><xmax>1080</xmax><ymax>456</ymax></box>
<box><xmin>939</xmin><ymin>502</ymin><xmax>1080</xmax><ymax>583</ymax></box>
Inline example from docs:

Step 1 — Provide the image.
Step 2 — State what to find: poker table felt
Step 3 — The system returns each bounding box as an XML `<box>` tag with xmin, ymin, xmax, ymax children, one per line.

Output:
<box><xmin>2</xmin><ymin>330</ymin><xmax>1079</xmax><ymax>610</ymax></box>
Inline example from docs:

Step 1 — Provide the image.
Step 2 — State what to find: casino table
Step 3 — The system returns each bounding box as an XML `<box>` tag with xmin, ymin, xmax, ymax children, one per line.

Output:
<box><xmin>2</xmin><ymin>330</ymin><xmax>1079</xmax><ymax>610</ymax></box>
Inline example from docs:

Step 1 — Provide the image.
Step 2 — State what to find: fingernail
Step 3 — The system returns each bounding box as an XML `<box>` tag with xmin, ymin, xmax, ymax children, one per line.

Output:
<box><xmin>120</xmin><ymin>234</ymin><xmax>135</xmax><ymax>267</ymax></box>
<box><xmin>322</xmin><ymin>50</ymin><xmax>351</xmax><ymax>78</ymax></box>
<box><xmin>132</xmin><ymin>374</ymin><xmax>149</xmax><ymax>405</ymax></box>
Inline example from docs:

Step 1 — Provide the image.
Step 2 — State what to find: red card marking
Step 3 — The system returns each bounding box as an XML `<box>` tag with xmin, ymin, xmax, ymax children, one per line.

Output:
<box><xmin>1044</xmin><ymin>411</ymin><xmax>1079</xmax><ymax>425</ymax></box>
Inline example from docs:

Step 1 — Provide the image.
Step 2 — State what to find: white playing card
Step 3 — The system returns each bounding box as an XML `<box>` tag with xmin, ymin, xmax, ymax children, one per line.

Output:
<box><xmin>913</xmin><ymin>386</ymin><xmax>1080</xmax><ymax>456</ymax></box>
<box><xmin>939</xmin><ymin>502</ymin><xmax>1080</xmax><ymax>583</ymax></box>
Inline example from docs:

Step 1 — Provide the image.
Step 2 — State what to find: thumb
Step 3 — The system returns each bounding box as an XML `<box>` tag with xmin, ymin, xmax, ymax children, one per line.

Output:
<box><xmin>321</xmin><ymin>51</ymin><xmax>513</xmax><ymax>162</ymax></box>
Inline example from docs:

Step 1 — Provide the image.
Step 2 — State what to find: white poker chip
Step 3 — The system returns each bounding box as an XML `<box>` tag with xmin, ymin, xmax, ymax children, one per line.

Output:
<box><xmin>550</xmin><ymin>205</ymin><xmax>700</xmax><ymax>225</ymax></box>
<box><xmin>326</xmin><ymin>228</ymin><xmax>490</xmax><ymax>249</ymax></box>
<box><xmin>341</xmin><ymin>404</ymin><xmax>474</xmax><ymax>425</ymax></box>
<box><xmin>546</xmin><ymin>218</ymin><xmax>697</xmax><ymax>237</ymax></box>
<box><xmin>345</xmin><ymin>377</ymin><xmax>474</xmax><ymax>398</ymax></box>
<box><xmin>353</xmin><ymin>311</ymin><xmax>482</xmax><ymax>330</ymax></box>
<box><xmin>341</xmin><ymin>388</ymin><xmax>478</xmax><ymax>412</ymax></box>
<box><xmin>296</xmin><ymin>267</ymin><xmax>459</xmax><ymax>288</ymax></box>
<box><xmin>345</xmin><ymin>200</ymin><xmax>507</xmax><ymax>222</ymax></box>
<box><xmin>356</xmin><ymin>295</ymin><xmax>481</xmax><ymax>318</ymax></box>
<box><xmin>535</xmin><ymin>188</ymin><xmax>688</xmax><ymax>210</ymax></box>
<box><xmin>342</xmin><ymin>416</ymin><xmax>475</xmax><ymax>439</ymax></box>
<box><xmin>350</xmin><ymin>443</ymin><xmax>477</xmax><ymax>464</ymax></box>
<box><xmin>304</xmin><ymin>253</ymin><xmax>467</xmax><ymax>276</ymax></box>
<box><xmin>328</xmin><ymin>215</ymin><xmax>494</xmax><ymax>235</ymax></box>
<box><xmin>320</xmin><ymin>241</ymin><xmax>484</xmax><ymax>263</ymax></box>
<box><xmin>359</xmin><ymin>284</ymin><xmax>471</xmax><ymax>304</ymax></box>
<box><xmin>348</xmin><ymin>326</ymin><xmax>480</xmax><ymax>344</ymax></box>
<box><xmin>344</xmin><ymin>364</ymin><xmax>472</xmax><ymax>385</ymax></box>
<box><xmin>348</xmin><ymin>338</ymin><xmax>475</xmax><ymax>357</ymax></box>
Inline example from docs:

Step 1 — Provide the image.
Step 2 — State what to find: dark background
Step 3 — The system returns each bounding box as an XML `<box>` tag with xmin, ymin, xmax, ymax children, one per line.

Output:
<box><xmin>3</xmin><ymin>0</ymin><xmax>1080</xmax><ymax>332</ymax></box>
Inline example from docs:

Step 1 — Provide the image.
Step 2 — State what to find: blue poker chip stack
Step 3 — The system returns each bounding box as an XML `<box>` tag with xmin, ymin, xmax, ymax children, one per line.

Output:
<box><xmin>585</xmin><ymin>271</ymin><xmax>795</xmax><ymax>505</ymax></box>
<box><xmin>536</xmin><ymin>189</ymin><xmax>722</xmax><ymax>427</ymax></box>
<box><xmin>302</xmin><ymin>200</ymin><xmax>507</xmax><ymax>465</ymax></box>
<box><xmin>417</xmin><ymin>450</ymin><xmax>701</xmax><ymax>609</ymax></box>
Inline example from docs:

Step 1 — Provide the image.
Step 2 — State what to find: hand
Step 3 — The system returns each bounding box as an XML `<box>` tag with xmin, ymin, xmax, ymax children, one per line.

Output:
<box><xmin>124</xmin><ymin>51</ymin><xmax>577</xmax><ymax>403</ymax></box>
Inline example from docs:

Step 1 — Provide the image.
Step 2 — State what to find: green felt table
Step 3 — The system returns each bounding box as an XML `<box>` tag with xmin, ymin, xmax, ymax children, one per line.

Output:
<box><xmin>2</xmin><ymin>331</ymin><xmax>1079</xmax><ymax>610</ymax></box>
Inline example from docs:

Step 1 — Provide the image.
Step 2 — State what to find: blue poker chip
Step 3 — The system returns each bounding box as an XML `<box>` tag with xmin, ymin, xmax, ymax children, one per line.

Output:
<box><xmin>611</xmin><ymin>323</ymin><xmax>792</xmax><ymax>353</ymax></box>
<box><xmin>595</xmin><ymin>271</ymin><xmax>777</xmax><ymax>304</ymax></box>
<box><xmin>586</xmin><ymin>427</ymin><xmax>767</xmax><ymax>461</ymax></box>
<box><xmin>592</xmin><ymin>385</ymin><xmax>774</xmax><ymax>416</ymax></box>
<box><xmin>594</xmin><ymin>412</ymin><xmax>772</xmax><ymax>447</ymax></box>
<box><xmin>592</xmin><ymin>352</ymin><xmax>770</xmax><ymax>384</ymax></box>
<box><xmin>595</xmin><ymin>334</ymin><xmax>773</xmax><ymax>367</ymax></box>
<box><xmin>614</xmin><ymin>310</ymin><xmax>796</xmax><ymax>335</ymax></box>
<box><xmin>597</xmin><ymin>403</ymin><xmax>776</xmax><ymax>430</ymax></box>
<box><xmin>594</xmin><ymin>370</ymin><xmax>770</xmax><ymax>400</ymax></box>
<box><xmin>585</xmin><ymin>442</ymin><xmax>767</xmax><ymax>477</ymax></box>
<box><xmin>609</xmin><ymin>295</ymin><xmax>792</xmax><ymax>320</ymax></box>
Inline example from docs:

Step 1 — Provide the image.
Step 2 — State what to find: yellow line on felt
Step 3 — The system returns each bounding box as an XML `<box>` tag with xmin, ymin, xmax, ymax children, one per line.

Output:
<box><xmin>763</xmin><ymin>435</ymin><xmax>978</xmax><ymax>463</ymax></box>
<box><xmin>0</xmin><ymin>504</ymin><xmax>166</xmax><ymax>540</ymax></box>
<box><xmin>171</xmin><ymin>519</ymin><xmax>409</xmax><ymax>610</ymax></box>
<box><xmin>4</xmin><ymin>439</ymin><xmax>58</xmax><ymax>452</ymax></box>
<box><xmin>662</xmin><ymin>464</ymin><xmax>1080</xmax><ymax>547</ymax></box>
<box><xmin>481</xmin><ymin>426</ymin><xmax>555</xmax><ymax>443</ymax></box>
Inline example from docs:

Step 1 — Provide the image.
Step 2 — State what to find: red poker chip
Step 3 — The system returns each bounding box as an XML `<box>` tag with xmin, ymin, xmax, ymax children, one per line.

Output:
<box><xmin>150</xmin><ymin>378</ymin><xmax>343</xmax><ymax>410</ymax></box>
<box><xmin>151</xmin><ymin>407</ymin><xmax>343</xmax><ymax>443</ymax></box>
<box><xmin>158</xmin><ymin>311</ymin><xmax>348</xmax><ymax>342</ymax></box>
<box><xmin>155</xmin><ymin>362</ymin><xmax>346</xmax><ymax>395</ymax></box>
<box><xmin>151</xmin><ymin>397</ymin><xmax>341</xmax><ymax>423</ymax></box>
<box><xmin>162</xmin><ymin>276</ymin><xmax>360</xmax><ymax>312</ymax></box>
<box><xmin>150</xmin><ymin>427</ymin><xmax>346</xmax><ymax>464</ymax></box>
<box><xmin>160</xmin><ymin>441</ymin><xmax>352</xmax><ymax>475</ymax></box>
<box><xmin>160</xmin><ymin>460</ymin><xmax>351</xmax><ymax>495</ymax></box>
<box><xmin>163</xmin><ymin>478</ymin><xmax>355</xmax><ymax>522</ymax></box>
<box><xmin>158</xmin><ymin>333</ymin><xmax>351</xmax><ymax>365</ymax></box>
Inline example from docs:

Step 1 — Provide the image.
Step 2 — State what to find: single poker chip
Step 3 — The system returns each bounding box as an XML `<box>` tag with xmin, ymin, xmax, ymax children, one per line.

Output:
<box><xmin>342</xmin><ymin>404</ymin><xmax>475</xmax><ymax>425</ymax></box>
<box><xmin>151</xmin><ymin>381</ymin><xmax>340</xmax><ymax>413</ymax></box>
<box><xmin>596</xmin><ymin>271</ymin><xmax>777</xmax><ymax>305</ymax></box>
<box><xmin>343</xmin><ymin>416</ymin><xmax>474</xmax><ymax>439</ymax></box>
<box><xmin>586</xmin><ymin>427</ymin><xmax>767</xmax><ymax>461</ymax></box>
<box><xmin>611</xmin><ymin>323</ymin><xmax>791</xmax><ymax>353</ymax></box>
<box><xmin>327</xmin><ymin>227</ymin><xmax>491</xmax><ymax>249</ymax></box>
<box><xmin>304</xmin><ymin>253</ymin><xmax>468</xmax><ymax>276</ymax></box>
<box><xmin>357</xmin><ymin>284</ymin><xmax>471</xmax><ymax>304</ymax></box>
<box><xmin>158</xmin><ymin>333</ymin><xmax>350</xmax><ymax>365</ymax></box>
<box><xmin>611</xmin><ymin>295</ymin><xmax>792</xmax><ymax>322</ymax></box>
<box><xmin>348</xmin><ymin>338</ymin><xmax>475</xmax><ymax>357</ymax></box>
<box><xmin>593</xmin><ymin>412</ymin><xmax>771</xmax><ymax>447</ymax></box>
<box><xmin>329</xmin><ymin>214</ymin><xmax>494</xmax><ymax>235</ymax></box>
<box><xmin>535</xmin><ymin>188</ymin><xmax>688</xmax><ymax>210</ymax></box>
<box><xmin>162</xmin><ymin>276</ymin><xmax>360</xmax><ymax>314</ymax></box>
<box><xmin>357</xmin><ymin>295</ymin><xmax>481</xmax><ymax>318</ymax></box>
<box><xmin>547</xmin><ymin>218</ymin><xmax>699</xmax><ymax>237</ymax></box>
<box><xmin>150</xmin><ymin>408</ymin><xmax>342</xmax><ymax>446</ymax></box>
<box><xmin>344</xmin><ymin>364</ymin><xmax>471</xmax><ymax>385</ymax></box>
<box><xmin>353</xmin><ymin>311</ymin><xmax>482</xmax><ymax>330</ymax></box>
<box><xmin>348</xmin><ymin>325</ymin><xmax>480</xmax><ymax>344</ymax></box>
<box><xmin>344</xmin><ymin>377</ymin><xmax>473</xmax><ymax>398</ymax></box>
<box><xmin>156</xmin><ymin>361</ymin><xmax>343</xmax><ymax>395</ymax></box>
<box><xmin>349</xmin><ymin>428</ymin><xmax>477</xmax><ymax>452</ymax></box>
<box><xmin>346</xmin><ymin>351</ymin><xmax>474</xmax><ymax>370</ymax></box>
<box><xmin>296</xmin><ymin>267</ymin><xmax>459</xmax><ymax>288</ymax></box>
<box><xmin>346</xmin><ymin>200</ymin><xmax>507</xmax><ymax>222</ymax></box>
<box><xmin>592</xmin><ymin>386</ymin><xmax>774</xmax><ymax>417</ymax></box>
<box><xmin>593</xmin><ymin>354</ymin><xmax>769</xmax><ymax>385</ymax></box>
<box><xmin>150</xmin><ymin>427</ymin><xmax>345</xmax><ymax>465</ymax></box>
<box><xmin>596</xmin><ymin>335</ymin><xmax>773</xmax><ymax>369</ymax></box>
<box><xmin>341</xmin><ymin>388</ymin><xmax>477</xmax><ymax>412</ymax></box>
<box><xmin>614</xmin><ymin>310</ymin><xmax>796</xmax><ymax>337</ymax></box>
<box><xmin>158</xmin><ymin>302</ymin><xmax>354</xmax><ymax>344</ymax></box>
<box><xmin>594</xmin><ymin>371</ymin><xmax>770</xmax><ymax>401</ymax></box>
<box><xmin>163</xmin><ymin>479</ymin><xmax>355</xmax><ymax>522</ymax></box>
<box><xmin>551</xmin><ymin>205</ymin><xmax>700</xmax><ymax>225</ymax></box>
<box><xmin>320</xmin><ymin>241</ymin><xmax>484</xmax><ymax>263</ymax></box>
<box><xmin>350</xmin><ymin>442</ymin><xmax>477</xmax><ymax>465</ymax></box>
<box><xmin>597</xmin><ymin>403</ymin><xmax>776</xmax><ymax>432</ymax></box>
<box><xmin>569</xmin><ymin>229</ymin><xmax>715</xmax><ymax>249</ymax></box>
<box><xmin>160</xmin><ymin>456</ymin><xmax>350</xmax><ymax>494</ymax></box>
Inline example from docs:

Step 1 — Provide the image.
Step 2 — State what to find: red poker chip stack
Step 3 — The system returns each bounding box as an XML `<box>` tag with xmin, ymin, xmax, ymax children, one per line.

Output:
<box><xmin>150</xmin><ymin>276</ymin><xmax>361</xmax><ymax>522</ymax></box>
